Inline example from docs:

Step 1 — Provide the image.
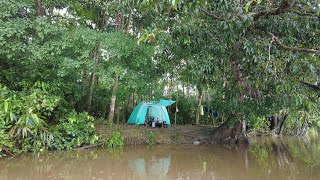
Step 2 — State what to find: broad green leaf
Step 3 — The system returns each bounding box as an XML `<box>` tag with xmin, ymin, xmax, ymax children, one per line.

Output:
<box><xmin>4</xmin><ymin>101</ymin><xmax>8</xmax><ymax>113</ymax></box>
<box><xmin>245</xmin><ymin>1</ymin><xmax>253</xmax><ymax>13</ymax></box>
<box><xmin>172</xmin><ymin>0</ymin><xmax>177</xmax><ymax>9</ymax></box>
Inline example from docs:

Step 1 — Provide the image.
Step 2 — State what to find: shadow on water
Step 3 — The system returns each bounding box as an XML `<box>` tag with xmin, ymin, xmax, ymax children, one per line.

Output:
<box><xmin>1</xmin><ymin>136</ymin><xmax>320</xmax><ymax>180</ymax></box>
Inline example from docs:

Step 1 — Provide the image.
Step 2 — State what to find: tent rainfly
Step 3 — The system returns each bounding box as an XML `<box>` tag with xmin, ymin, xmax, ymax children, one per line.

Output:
<box><xmin>127</xmin><ymin>99</ymin><xmax>175</xmax><ymax>125</ymax></box>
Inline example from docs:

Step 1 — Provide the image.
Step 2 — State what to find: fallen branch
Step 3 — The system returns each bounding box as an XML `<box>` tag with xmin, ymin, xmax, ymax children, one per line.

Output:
<box><xmin>266</xmin><ymin>32</ymin><xmax>320</xmax><ymax>55</ymax></box>
<box><xmin>3</xmin><ymin>147</ymin><xmax>15</xmax><ymax>156</ymax></box>
<box><xmin>72</xmin><ymin>142</ymin><xmax>104</xmax><ymax>151</ymax></box>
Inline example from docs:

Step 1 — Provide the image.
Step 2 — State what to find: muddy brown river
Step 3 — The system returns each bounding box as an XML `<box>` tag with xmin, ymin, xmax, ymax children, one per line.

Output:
<box><xmin>1</xmin><ymin>136</ymin><xmax>320</xmax><ymax>180</ymax></box>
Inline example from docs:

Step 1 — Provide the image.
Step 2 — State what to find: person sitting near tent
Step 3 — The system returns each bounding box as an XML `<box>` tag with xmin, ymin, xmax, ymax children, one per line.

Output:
<box><xmin>149</xmin><ymin>116</ymin><xmax>155</xmax><ymax>127</ymax></box>
<box><xmin>163</xmin><ymin>121</ymin><xmax>167</xmax><ymax>128</ymax></box>
<box><xmin>155</xmin><ymin>118</ymin><xmax>161</xmax><ymax>127</ymax></box>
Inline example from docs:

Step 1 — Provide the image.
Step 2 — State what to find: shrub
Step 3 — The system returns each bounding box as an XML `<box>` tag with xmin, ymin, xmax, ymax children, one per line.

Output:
<box><xmin>106</xmin><ymin>127</ymin><xmax>124</xmax><ymax>148</ymax></box>
<box><xmin>0</xmin><ymin>83</ymin><xmax>59</xmax><ymax>154</ymax></box>
<box><xmin>0</xmin><ymin>123</ymin><xmax>12</xmax><ymax>157</ymax></box>
<box><xmin>146</xmin><ymin>129</ymin><xmax>156</xmax><ymax>145</ymax></box>
<box><xmin>53</xmin><ymin>111</ymin><xmax>99</xmax><ymax>150</ymax></box>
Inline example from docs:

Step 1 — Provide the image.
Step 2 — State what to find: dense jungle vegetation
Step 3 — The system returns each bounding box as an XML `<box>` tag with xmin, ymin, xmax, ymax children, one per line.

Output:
<box><xmin>0</xmin><ymin>0</ymin><xmax>319</xmax><ymax>156</ymax></box>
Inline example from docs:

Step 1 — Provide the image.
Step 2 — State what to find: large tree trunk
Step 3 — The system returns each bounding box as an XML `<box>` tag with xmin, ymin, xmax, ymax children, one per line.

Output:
<box><xmin>86</xmin><ymin>11</ymin><xmax>105</xmax><ymax>113</ymax></box>
<box><xmin>195</xmin><ymin>88</ymin><xmax>203</xmax><ymax>125</ymax></box>
<box><xmin>274</xmin><ymin>113</ymin><xmax>278</xmax><ymax>130</ymax></box>
<box><xmin>86</xmin><ymin>42</ymin><xmax>100</xmax><ymax>113</ymax></box>
<box><xmin>212</xmin><ymin>120</ymin><xmax>249</xmax><ymax>144</ymax></box>
<box><xmin>212</xmin><ymin>44</ymin><xmax>249</xmax><ymax>144</ymax></box>
<box><xmin>36</xmin><ymin>0</ymin><xmax>44</xmax><ymax>16</ymax></box>
<box><xmin>278</xmin><ymin>114</ymin><xmax>288</xmax><ymax>135</ymax></box>
<box><xmin>107</xmin><ymin>75</ymin><xmax>119</xmax><ymax>122</ymax></box>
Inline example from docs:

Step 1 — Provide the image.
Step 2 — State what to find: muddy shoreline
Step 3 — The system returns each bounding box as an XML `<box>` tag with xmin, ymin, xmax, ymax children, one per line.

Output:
<box><xmin>96</xmin><ymin>124</ymin><xmax>218</xmax><ymax>145</ymax></box>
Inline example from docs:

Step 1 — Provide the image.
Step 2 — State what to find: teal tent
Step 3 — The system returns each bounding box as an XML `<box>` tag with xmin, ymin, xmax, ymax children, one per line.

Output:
<box><xmin>127</xmin><ymin>99</ymin><xmax>175</xmax><ymax>125</ymax></box>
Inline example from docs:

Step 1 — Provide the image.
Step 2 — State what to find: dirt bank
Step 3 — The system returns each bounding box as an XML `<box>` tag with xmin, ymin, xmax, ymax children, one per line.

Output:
<box><xmin>96</xmin><ymin>124</ymin><xmax>217</xmax><ymax>145</ymax></box>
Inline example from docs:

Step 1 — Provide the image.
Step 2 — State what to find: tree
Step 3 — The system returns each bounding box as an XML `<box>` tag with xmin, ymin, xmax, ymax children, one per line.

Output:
<box><xmin>140</xmin><ymin>0</ymin><xmax>320</xmax><ymax>142</ymax></box>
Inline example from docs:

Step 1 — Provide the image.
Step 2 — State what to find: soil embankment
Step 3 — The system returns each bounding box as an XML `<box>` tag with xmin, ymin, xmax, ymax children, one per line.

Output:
<box><xmin>96</xmin><ymin>124</ymin><xmax>217</xmax><ymax>145</ymax></box>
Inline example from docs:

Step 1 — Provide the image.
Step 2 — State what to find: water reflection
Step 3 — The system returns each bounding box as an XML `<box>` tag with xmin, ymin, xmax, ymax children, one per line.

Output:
<box><xmin>0</xmin><ymin>137</ymin><xmax>320</xmax><ymax>180</ymax></box>
<box><xmin>129</xmin><ymin>156</ymin><xmax>170</xmax><ymax>179</ymax></box>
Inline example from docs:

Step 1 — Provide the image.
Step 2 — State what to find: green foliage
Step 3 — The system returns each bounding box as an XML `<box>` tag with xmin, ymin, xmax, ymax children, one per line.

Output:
<box><xmin>53</xmin><ymin>111</ymin><xmax>98</xmax><ymax>150</ymax></box>
<box><xmin>145</xmin><ymin>129</ymin><xmax>156</xmax><ymax>145</ymax></box>
<box><xmin>1</xmin><ymin>0</ymin><xmax>320</xmax><ymax>157</ymax></box>
<box><xmin>171</xmin><ymin>92</ymin><xmax>197</xmax><ymax>124</ymax></box>
<box><xmin>106</xmin><ymin>128</ymin><xmax>124</xmax><ymax>148</ymax></box>
<box><xmin>0</xmin><ymin>83</ymin><xmax>59</xmax><ymax>154</ymax></box>
<box><xmin>247</xmin><ymin>116</ymin><xmax>270</xmax><ymax>130</ymax></box>
<box><xmin>0</xmin><ymin>83</ymin><xmax>99</xmax><ymax>154</ymax></box>
<box><xmin>0</xmin><ymin>123</ymin><xmax>12</xmax><ymax>157</ymax></box>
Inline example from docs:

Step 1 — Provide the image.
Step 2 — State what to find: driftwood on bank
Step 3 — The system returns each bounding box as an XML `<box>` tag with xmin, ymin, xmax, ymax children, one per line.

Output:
<box><xmin>72</xmin><ymin>142</ymin><xmax>104</xmax><ymax>151</ymax></box>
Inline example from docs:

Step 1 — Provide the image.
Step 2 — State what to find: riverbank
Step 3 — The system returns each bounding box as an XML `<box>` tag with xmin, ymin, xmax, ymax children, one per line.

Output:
<box><xmin>96</xmin><ymin>124</ymin><xmax>217</xmax><ymax>145</ymax></box>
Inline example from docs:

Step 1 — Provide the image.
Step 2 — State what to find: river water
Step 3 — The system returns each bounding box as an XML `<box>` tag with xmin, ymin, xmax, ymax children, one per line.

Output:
<box><xmin>1</xmin><ymin>136</ymin><xmax>320</xmax><ymax>180</ymax></box>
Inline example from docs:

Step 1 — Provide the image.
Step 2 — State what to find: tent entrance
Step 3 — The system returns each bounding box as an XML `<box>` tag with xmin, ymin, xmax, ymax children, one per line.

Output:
<box><xmin>147</xmin><ymin>105</ymin><xmax>165</xmax><ymax>123</ymax></box>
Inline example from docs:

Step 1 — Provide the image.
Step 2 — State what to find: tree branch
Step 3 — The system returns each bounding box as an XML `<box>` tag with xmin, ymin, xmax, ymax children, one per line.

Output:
<box><xmin>200</xmin><ymin>8</ymin><xmax>226</xmax><ymax>21</ymax></box>
<box><xmin>266</xmin><ymin>32</ymin><xmax>320</xmax><ymax>55</ymax></box>
<box><xmin>201</xmin><ymin>0</ymin><xmax>290</xmax><ymax>22</ymax></box>
<box><xmin>249</xmin><ymin>0</ymin><xmax>290</xmax><ymax>21</ymax></box>
<box><xmin>300</xmin><ymin>81</ymin><xmax>320</xmax><ymax>91</ymax></box>
<box><xmin>290</xmin><ymin>8</ymin><xmax>320</xmax><ymax>19</ymax></box>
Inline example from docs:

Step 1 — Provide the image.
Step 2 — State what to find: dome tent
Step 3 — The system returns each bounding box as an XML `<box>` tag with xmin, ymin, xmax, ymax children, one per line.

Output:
<box><xmin>127</xmin><ymin>99</ymin><xmax>175</xmax><ymax>125</ymax></box>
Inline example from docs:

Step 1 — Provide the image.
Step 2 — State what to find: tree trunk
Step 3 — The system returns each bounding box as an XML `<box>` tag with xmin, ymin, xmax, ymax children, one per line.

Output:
<box><xmin>107</xmin><ymin>75</ymin><xmax>119</xmax><ymax>122</ymax></box>
<box><xmin>132</xmin><ymin>93</ymin><xmax>135</xmax><ymax>108</ymax></box>
<box><xmin>278</xmin><ymin>115</ymin><xmax>288</xmax><ymax>135</ymax></box>
<box><xmin>86</xmin><ymin>42</ymin><xmax>100</xmax><ymax>113</ymax></box>
<box><xmin>195</xmin><ymin>88</ymin><xmax>203</xmax><ymax>125</ymax></box>
<box><xmin>211</xmin><ymin>44</ymin><xmax>249</xmax><ymax>144</ymax></box>
<box><xmin>187</xmin><ymin>78</ymin><xmax>190</xmax><ymax>98</ymax></box>
<box><xmin>124</xmin><ymin>96</ymin><xmax>131</xmax><ymax>119</ymax></box>
<box><xmin>167</xmin><ymin>74</ymin><xmax>172</xmax><ymax>98</ymax></box>
<box><xmin>205</xmin><ymin>90</ymin><xmax>210</xmax><ymax>124</ymax></box>
<box><xmin>86</xmin><ymin>11</ymin><xmax>105</xmax><ymax>113</ymax></box>
<box><xmin>182</xmin><ymin>84</ymin><xmax>185</xmax><ymax>95</ymax></box>
<box><xmin>174</xmin><ymin>84</ymin><xmax>179</xmax><ymax>126</ymax></box>
<box><xmin>36</xmin><ymin>0</ymin><xmax>44</xmax><ymax>16</ymax></box>
<box><xmin>116</xmin><ymin>106</ymin><xmax>120</xmax><ymax>124</ymax></box>
<box><xmin>186</xmin><ymin>60</ymin><xmax>190</xmax><ymax>98</ymax></box>
<box><xmin>126</xmin><ymin>10</ymin><xmax>132</xmax><ymax>34</ymax></box>
<box><xmin>212</xmin><ymin>120</ymin><xmax>249</xmax><ymax>144</ymax></box>
<box><xmin>274</xmin><ymin>113</ymin><xmax>278</xmax><ymax>130</ymax></box>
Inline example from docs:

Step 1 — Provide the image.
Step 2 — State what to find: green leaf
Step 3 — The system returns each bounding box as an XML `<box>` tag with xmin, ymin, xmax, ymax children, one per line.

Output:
<box><xmin>245</xmin><ymin>1</ymin><xmax>253</xmax><ymax>13</ymax></box>
<box><xmin>183</xmin><ymin>36</ymin><xmax>189</xmax><ymax>44</ymax></box>
<box><xmin>4</xmin><ymin>101</ymin><xmax>8</xmax><ymax>113</ymax></box>
<box><xmin>172</xmin><ymin>0</ymin><xmax>177</xmax><ymax>9</ymax></box>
